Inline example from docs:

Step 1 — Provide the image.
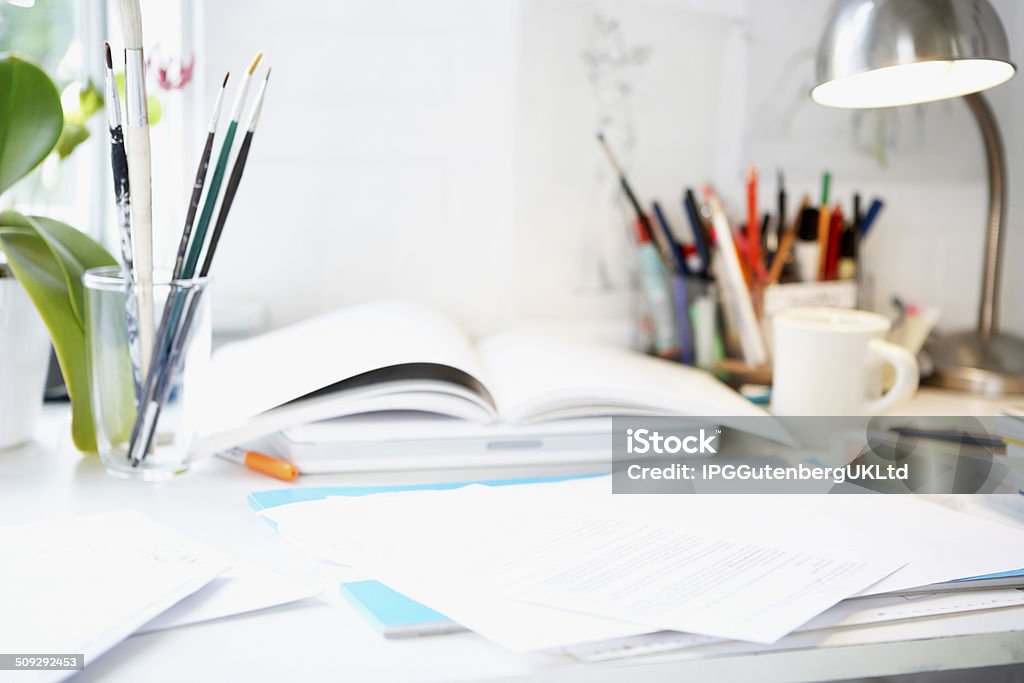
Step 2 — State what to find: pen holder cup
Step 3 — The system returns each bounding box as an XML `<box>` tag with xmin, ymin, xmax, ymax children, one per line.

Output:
<box><xmin>83</xmin><ymin>267</ymin><xmax>212</xmax><ymax>481</ymax></box>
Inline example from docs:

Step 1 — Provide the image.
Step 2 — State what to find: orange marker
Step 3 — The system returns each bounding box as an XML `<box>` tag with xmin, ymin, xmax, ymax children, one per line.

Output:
<box><xmin>746</xmin><ymin>166</ymin><xmax>764</xmax><ymax>280</ymax></box>
<box><xmin>219</xmin><ymin>447</ymin><xmax>298</xmax><ymax>481</ymax></box>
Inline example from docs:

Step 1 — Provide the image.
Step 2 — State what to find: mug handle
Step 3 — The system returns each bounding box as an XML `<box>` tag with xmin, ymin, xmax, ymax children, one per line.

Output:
<box><xmin>863</xmin><ymin>338</ymin><xmax>919</xmax><ymax>415</ymax></box>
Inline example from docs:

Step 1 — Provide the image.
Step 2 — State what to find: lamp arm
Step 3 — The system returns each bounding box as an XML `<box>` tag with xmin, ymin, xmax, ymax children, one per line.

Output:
<box><xmin>963</xmin><ymin>92</ymin><xmax>1006</xmax><ymax>341</ymax></box>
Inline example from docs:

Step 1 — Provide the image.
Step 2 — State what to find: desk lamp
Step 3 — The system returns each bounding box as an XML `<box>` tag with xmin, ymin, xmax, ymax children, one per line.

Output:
<box><xmin>812</xmin><ymin>0</ymin><xmax>1022</xmax><ymax>395</ymax></box>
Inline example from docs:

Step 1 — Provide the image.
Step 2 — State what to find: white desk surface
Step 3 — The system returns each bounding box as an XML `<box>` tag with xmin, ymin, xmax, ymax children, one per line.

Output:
<box><xmin>3</xmin><ymin>388</ymin><xmax>1024</xmax><ymax>683</ymax></box>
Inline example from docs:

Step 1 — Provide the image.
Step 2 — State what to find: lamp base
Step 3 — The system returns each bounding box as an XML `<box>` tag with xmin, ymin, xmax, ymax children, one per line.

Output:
<box><xmin>924</xmin><ymin>330</ymin><xmax>1024</xmax><ymax>396</ymax></box>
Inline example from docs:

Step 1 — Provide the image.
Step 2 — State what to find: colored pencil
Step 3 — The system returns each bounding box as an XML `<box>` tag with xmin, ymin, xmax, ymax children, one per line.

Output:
<box><xmin>825</xmin><ymin>204</ymin><xmax>844</xmax><ymax>280</ymax></box>
<box><xmin>704</xmin><ymin>186</ymin><xmax>767</xmax><ymax>367</ymax></box>
<box><xmin>745</xmin><ymin>166</ymin><xmax>763</xmax><ymax>278</ymax></box>
<box><xmin>767</xmin><ymin>194</ymin><xmax>809</xmax><ymax>285</ymax></box>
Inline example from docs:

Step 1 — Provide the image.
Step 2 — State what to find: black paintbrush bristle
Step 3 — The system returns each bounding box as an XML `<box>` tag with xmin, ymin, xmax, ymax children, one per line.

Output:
<box><xmin>104</xmin><ymin>42</ymin><xmax>113</xmax><ymax>69</ymax></box>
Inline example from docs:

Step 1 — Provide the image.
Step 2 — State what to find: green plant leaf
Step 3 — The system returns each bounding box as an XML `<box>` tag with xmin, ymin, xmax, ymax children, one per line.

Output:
<box><xmin>0</xmin><ymin>54</ymin><xmax>63</xmax><ymax>196</ymax></box>
<box><xmin>54</xmin><ymin>121</ymin><xmax>90</xmax><ymax>160</ymax></box>
<box><xmin>0</xmin><ymin>211</ymin><xmax>118</xmax><ymax>453</ymax></box>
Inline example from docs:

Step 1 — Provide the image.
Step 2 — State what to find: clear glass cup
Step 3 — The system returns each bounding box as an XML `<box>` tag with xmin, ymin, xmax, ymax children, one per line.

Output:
<box><xmin>83</xmin><ymin>266</ymin><xmax>212</xmax><ymax>481</ymax></box>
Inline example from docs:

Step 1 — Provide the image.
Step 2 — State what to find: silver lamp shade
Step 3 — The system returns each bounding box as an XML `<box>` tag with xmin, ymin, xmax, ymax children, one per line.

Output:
<box><xmin>812</xmin><ymin>0</ymin><xmax>1024</xmax><ymax>395</ymax></box>
<box><xmin>813</xmin><ymin>0</ymin><xmax>1015</xmax><ymax>108</ymax></box>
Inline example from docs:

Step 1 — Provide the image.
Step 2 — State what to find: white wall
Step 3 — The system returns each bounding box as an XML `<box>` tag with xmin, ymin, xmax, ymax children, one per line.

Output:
<box><xmin>185</xmin><ymin>0</ymin><xmax>1024</xmax><ymax>341</ymax></box>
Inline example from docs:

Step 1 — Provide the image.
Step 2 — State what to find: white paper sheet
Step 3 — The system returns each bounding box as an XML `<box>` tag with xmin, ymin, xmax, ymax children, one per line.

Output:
<box><xmin>496</xmin><ymin>477</ymin><xmax>1024</xmax><ymax>597</ymax></box>
<box><xmin>567</xmin><ymin>588</ymin><xmax>1024</xmax><ymax>662</ymax></box>
<box><xmin>137</xmin><ymin>559</ymin><xmax>320</xmax><ymax>634</ymax></box>
<box><xmin>0</xmin><ymin>512</ymin><xmax>231</xmax><ymax>683</ymax></box>
<box><xmin>264</xmin><ymin>481</ymin><xmax>897</xmax><ymax>646</ymax></box>
<box><xmin>261</xmin><ymin>477</ymin><xmax>1024</xmax><ymax>650</ymax></box>
<box><xmin>497</xmin><ymin>510</ymin><xmax>901</xmax><ymax>643</ymax></box>
<box><xmin>263</xmin><ymin>491</ymin><xmax>653</xmax><ymax>651</ymax></box>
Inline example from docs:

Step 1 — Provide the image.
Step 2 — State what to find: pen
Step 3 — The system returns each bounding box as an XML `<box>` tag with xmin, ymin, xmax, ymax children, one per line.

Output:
<box><xmin>218</xmin><ymin>447</ymin><xmax>299</xmax><ymax>481</ymax></box>
<box><xmin>683</xmin><ymin>188</ymin><xmax>711</xmax><ymax>277</ymax></box>
<box><xmin>652</xmin><ymin>201</ymin><xmax>691</xmax><ymax>277</ymax></box>
<box><xmin>860</xmin><ymin>198</ymin><xmax>884</xmax><ymax>238</ymax></box>
<box><xmin>889</xmin><ymin>428</ymin><xmax>1005</xmax><ymax>449</ymax></box>
<box><xmin>824</xmin><ymin>205</ymin><xmax>844</xmax><ymax>280</ymax></box>
<box><xmin>816</xmin><ymin>171</ymin><xmax>832</xmax><ymax>280</ymax></box>
<box><xmin>774</xmin><ymin>169</ymin><xmax>786</xmax><ymax>256</ymax></box>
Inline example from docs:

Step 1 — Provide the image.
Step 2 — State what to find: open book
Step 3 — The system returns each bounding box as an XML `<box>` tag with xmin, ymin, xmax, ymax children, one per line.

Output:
<box><xmin>200</xmin><ymin>300</ymin><xmax>778</xmax><ymax>455</ymax></box>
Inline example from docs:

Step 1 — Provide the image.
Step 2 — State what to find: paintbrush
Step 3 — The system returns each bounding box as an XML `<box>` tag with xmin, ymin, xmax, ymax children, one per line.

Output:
<box><xmin>126</xmin><ymin>71</ymin><xmax>230</xmax><ymax>457</ymax></box>
<box><xmin>180</xmin><ymin>52</ymin><xmax>263</xmax><ymax>281</ymax></box>
<box><xmin>103</xmin><ymin>41</ymin><xmax>141</xmax><ymax>394</ymax></box>
<box><xmin>174</xmin><ymin>71</ymin><xmax>230</xmax><ymax>279</ymax></box>
<box><xmin>595</xmin><ymin>133</ymin><xmax>661</xmax><ymax>250</ymax></box>
<box><xmin>126</xmin><ymin>71</ymin><xmax>232</xmax><ymax>465</ymax></box>
<box><xmin>131</xmin><ymin>69</ymin><xmax>271</xmax><ymax>464</ymax></box>
<box><xmin>116</xmin><ymin>0</ymin><xmax>156</xmax><ymax>381</ymax></box>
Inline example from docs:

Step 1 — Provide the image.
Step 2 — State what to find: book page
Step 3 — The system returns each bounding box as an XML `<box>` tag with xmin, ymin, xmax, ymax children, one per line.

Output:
<box><xmin>204</xmin><ymin>300</ymin><xmax>488</xmax><ymax>434</ymax></box>
<box><xmin>477</xmin><ymin>331</ymin><xmax>769</xmax><ymax>424</ymax></box>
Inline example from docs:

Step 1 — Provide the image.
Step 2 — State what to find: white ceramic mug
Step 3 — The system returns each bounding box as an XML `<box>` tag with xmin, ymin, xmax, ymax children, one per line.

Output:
<box><xmin>771</xmin><ymin>307</ymin><xmax>918</xmax><ymax>416</ymax></box>
<box><xmin>0</xmin><ymin>278</ymin><xmax>50</xmax><ymax>450</ymax></box>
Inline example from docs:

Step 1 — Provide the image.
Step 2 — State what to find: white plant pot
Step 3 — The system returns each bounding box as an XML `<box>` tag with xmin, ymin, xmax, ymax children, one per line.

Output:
<box><xmin>0</xmin><ymin>277</ymin><xmax>50</xmax><ymax>450</ymax></box>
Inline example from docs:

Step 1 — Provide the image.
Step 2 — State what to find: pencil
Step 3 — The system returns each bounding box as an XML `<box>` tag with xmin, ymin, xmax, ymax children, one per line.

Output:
<box><xmin>773</xmin><ymin>169</ymin><xmax>786</xmax><ymax>255</ymax></box>
<box><xmin>746</xmin><ymin>166</ymin><xmax>762</xmax><ymax>278</ymax></box>
<box><xmin>116</xmin><ymin>0</ymin><xmax>155</xmax><ymax>380</ymax></box>
<box><xmin>767</xmin><ymin>194</ymin><xmax>809</xmax><ymax>285</ymax></box>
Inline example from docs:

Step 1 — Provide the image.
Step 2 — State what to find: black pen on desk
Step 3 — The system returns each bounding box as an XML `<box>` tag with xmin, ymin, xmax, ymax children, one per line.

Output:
<box><xmin>890</xmin><ymin>427</ymin><xmax>1004</xmax><ymax>449</ymax></box>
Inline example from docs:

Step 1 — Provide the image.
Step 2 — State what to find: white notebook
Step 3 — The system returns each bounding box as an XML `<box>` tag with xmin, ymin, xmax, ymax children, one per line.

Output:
<box><xmin>200</xmin><ymin>300</ymin><xmax>781</xmax><ymax>455</ymax></box>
